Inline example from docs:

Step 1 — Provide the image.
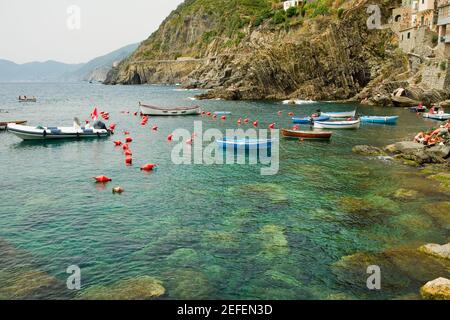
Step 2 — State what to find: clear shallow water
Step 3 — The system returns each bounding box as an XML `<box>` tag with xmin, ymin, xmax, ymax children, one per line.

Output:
<box><xmin>0</xmin><ymin>82</ymin><xmax>448</xmax><ymax>300</ymax></box>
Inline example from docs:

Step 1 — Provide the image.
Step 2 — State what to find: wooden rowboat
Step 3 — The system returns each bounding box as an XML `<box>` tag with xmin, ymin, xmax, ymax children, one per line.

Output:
<box><xmin>281</xmin><ymin>129</ymin><xmax>332</xmax><ymax>140</ymax></box>
<box><xmin>18</xmin><ymin>97</ymin><xmax>37</xmax><ymax>102</ymax></box>
<box><xmin>7</xmin><ymin>124</ymin><xmax>110</xmax><ymax>140</ymax></box>
<box><xmin>139</xmin><ymin>102</ymin><xmax>201</xmax><ymax>116</ymax></box>
<box><xmin>0</xmin><ymin>120</ymin><xmax>27</xmax><ymax>130</ymax></box>
<box><xmin>314</xmin><ymin>119</ymin><xmax>361</xmax><ymax>129</ymax></box>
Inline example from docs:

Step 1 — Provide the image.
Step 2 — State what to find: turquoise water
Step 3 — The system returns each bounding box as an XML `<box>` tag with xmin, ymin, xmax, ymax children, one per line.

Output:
<box><xmin>0</xmin><ymin>82</ymin><xmax>448</xmax><ymax>300</ymax></box>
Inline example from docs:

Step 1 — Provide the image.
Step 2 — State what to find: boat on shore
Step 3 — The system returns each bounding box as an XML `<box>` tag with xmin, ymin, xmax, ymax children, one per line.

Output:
<box><xmin>423</xmin><ymin>113</ymin><xmax>450</xmax><ymax>121</ymax></box>
<box><xmin>18</xmin><ymin>96</ymin><xmax>37</xmax><ymax>102</ymax></box>
<box><xmin>217</xmin><ymin>138</ymin><xmax>274</xmax><ymax>150</ymax></box>
<box><xmin>0</xmin><ymin>120</ymin><xmax>27</xmax><ymax>130</ymax></box>
<box><xmin>7</xmin><ymin>123</ymin><xmax>110</xmax><ymax>140</ymax></box>
<box><xmin>292</xmin><ymin>115</ymin><xmax>330</xmax><ymax>124</ymax></box>
<box><xmin>281</xmin><ymin>129</ymin><xmax>332</xmax><ymax>140</ymax></box>
<box><xmin>139</xmin><ymin>102</ymin><xmax>201</xmax><ymax>116</ymax></box>
<box><xmin>321</xmin><ymin>111</ymin><xmax>356</xmax><ymax>118</ymax></box>
<box><xmin>361</xmin><ymin>116</ymin><xmax>399</xmax><ymax>124</ymax></box>
<box><xmin>314</xmin><ymin>119</ymin><xmax>361</xmax><ymax>129</ymax></box>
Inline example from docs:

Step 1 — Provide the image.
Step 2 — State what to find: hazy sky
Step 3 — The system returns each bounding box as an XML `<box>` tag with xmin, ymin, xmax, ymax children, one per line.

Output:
<box><xmin>0</xmin><ymin>0</ymin><xmax>184</xmax><ymax>64</ymax></box>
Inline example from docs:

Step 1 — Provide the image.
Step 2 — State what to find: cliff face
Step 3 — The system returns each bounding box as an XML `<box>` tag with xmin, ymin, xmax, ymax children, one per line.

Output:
<box><xmin>106</xmin><ymin>0</ymin><xmax>410</xmax><ymax>102</ymax></box>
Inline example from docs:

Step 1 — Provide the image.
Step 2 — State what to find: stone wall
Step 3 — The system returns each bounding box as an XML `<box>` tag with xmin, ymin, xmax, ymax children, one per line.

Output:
<box><xmin>421</xmin><ymin>58</ymin><xmax>450</xmax><ymax>89</ymax></box>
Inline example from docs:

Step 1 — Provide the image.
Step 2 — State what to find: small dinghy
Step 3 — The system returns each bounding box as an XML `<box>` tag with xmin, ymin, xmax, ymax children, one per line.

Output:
<box><xmin>214</xmin><ymin>111</ymin><xmax>232</xmax><ymax>115</ymax></box>
<box><xmin>292</xmin><ymin>115</ymin><xmax>330</xmax><ymax>124</ymax></box>
<box><xmin>281</xmin><ymin>129</ymin><xmax>332</xmax><ymax>140</ymax></box>
<box><xmin>139</xmin><ymin>102</ymin><xmax>201</xmax><ymax>116</ymax></box>
<box><xmin>361</xmin><ymin>116</ymin><xmax>399</xmax><ymax>124</ymax></box>
<box><xmin>410</xmin><ymin>106</ymin><xmax>427</xmax><ymax>113</ymax></box>
<box><xmin>7</xmin><ymin>120</ymin><xmax>110</xmax><ymax>140</ymax></box>
<box><xmin>423</xmin><ymin>113</ymin><xmax>450</xmax><ymax>121</ymax></box>
<box><xmin>314</xmin><ymin>119</ymin><xmax>361</xmax><ymax>129</ymax></box>
<box><xmin>321</xmin><ymin>110</ymin><xmax>356</xmax><ymax>118</ymax></box>
<box><xmin>18</xmin><ymin>96</ymin><xmax>37</xmax><ymax>102</ymax></box>
<box><xmin>217</xmin><ymin>138</ymin><xmax>274</xmax><ymax>150</ymax></box>
<box><xmin>0</xmin><ymin>120</ymin><xmax>27</xmax><ymax>130</ymax></box>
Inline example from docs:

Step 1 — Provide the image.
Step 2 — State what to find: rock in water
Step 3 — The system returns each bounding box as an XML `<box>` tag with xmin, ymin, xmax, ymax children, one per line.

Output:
<box><xmin>352</xmin><ymin>145</ymin><xmax>385</xmax><ymax>156</ymax></box>
<box><xmin>419</xmin><ymin>243</ymin><xmax>450</xmax><ymax>260</ymax></box>
<box><xmin>420</xmin><ymin>278</ymin><xmax>450</xmax><ymax>300</ymax></box>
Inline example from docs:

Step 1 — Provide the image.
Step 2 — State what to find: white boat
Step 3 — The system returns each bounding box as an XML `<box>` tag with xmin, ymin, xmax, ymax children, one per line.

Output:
<box><xmin>314</xmin><ymin>119</ymin><xmax>361</xmax><ymax>129</ymax></box>
<box><xmin>139</xmin><ymin>102</ymin><xmax>201</xmax><ymax>116</ymax></box>
<box><xmin>18</xmin><ymin>96</ymin><xmax>37</xmax><ymax>102</ymax></box>
<box><xmin>422</xmin><ymin>113</ymin><xmax>450</xmax><ymax>121</ymax></box>
<box><xmin>7</xmin><ymin>123</ymin><xmax>110</xmax><ymax>140</ymax></box>
<box><xmin>321</xmin><ymin>110</ymin><xmax>357</xmax><ymax>118</ymax></box>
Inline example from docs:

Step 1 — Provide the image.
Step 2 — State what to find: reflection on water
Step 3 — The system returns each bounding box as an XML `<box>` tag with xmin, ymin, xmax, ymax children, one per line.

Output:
<box><xmin>0</xmin><ymin>83</ymin><xmax>448</xmax><ymax>300</ymax></box>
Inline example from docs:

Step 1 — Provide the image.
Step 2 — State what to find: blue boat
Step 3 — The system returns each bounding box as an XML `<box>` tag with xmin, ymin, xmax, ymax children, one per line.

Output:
<box><xmin>292</xmin><ymin>115</ymin><xmax>330</xmax><ymax>124</ymax></box>
<box><xmin>217</xmin><ymin>138</ymin><xmax>274</xmax><ymax>150</ymax></box>
<box><xmin>214</xmin><ymin>111</ymin><xmax>232</xmax><ymax>115</ymax></box>
<box><xmin>360</xmin><ymin>116</ymin><xmax>399</xmax><ymax>124</ymax></box>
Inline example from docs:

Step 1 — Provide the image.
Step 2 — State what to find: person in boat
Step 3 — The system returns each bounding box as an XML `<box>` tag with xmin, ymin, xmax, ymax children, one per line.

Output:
<box><xmin>73</xmin><ymin>117</ymin><xmax>81</xmax><ymax>130</ymax></box>
<box><xmin>438</xmin><ymin>105</ymin><xmax>445</xmax><ymax>115</ymax></box>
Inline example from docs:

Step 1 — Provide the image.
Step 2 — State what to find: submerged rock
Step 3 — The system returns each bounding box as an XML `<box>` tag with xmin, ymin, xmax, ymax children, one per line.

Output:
<box><xmin>419</xmin><ymin>243</ymin><xmax>450</xmax><ymax>260</ymax></box>
<box><xmin>423</xmin><ymin>202</ymin><xmax>450</xmax><ymax>230</ymax></box>
<box><xmin>228</xmin><ymin>183</ymin><xmax>288</xmax><ymax>204</ymax></box>
<box><xmin>420</xmin><ymin>277</ymin><xmax>450</xmax><ymax>300</ymax></box>
<box><xmin>256</xmin><ymin>225</ymin><xmax>289</xmax><ymax>259</ymax></box>
<box><xmin>166</xmin><ymin>269</ymin><xmax>214</xmax><ymax>300</ymax></box>
<box><xmin>392</xmin><ymin>188</ymin><xmax>419</xmax><ymax>201</ymax></box>
<box><xmin>78</xmin><ymin>276</ymin><xmax>165</xmax><ymax>300</ymax></box>
<box><xmin>352</xmin><ymin>145</ymin><xmax>386</xmax><ymax>157</ymax></box>
<box><xmin>166</xmin><ymin>248</ymin><xmax>201</xmax><ymax>268</ymax></box>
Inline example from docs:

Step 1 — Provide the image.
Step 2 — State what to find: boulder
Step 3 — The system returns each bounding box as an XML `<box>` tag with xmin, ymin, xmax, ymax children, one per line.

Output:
<box><xmin>392</xmin><ymin>142</ymin><xmax>426</xmax><ymax>154</ymax></box>
<box><xmin>427</xmin><ymin>145</ymin><xmax>450</xmax><ymax>159</ymax></box>
<box><xmin>420</xmin><ymin>277</ymin><xmax>450</xmax><ymax>300</ymax></box>
<box><xmin>393</xmin><ymin>188</ymin><xmax>418</xmax><ymax>200</ymax></box>
<box><xmin>439</xmin><ymin>100</ymin><xmax>450</xmax><ymax>108</ymax></box>
<box><xmin>392</xmin><ymin>96</ymin><xmax>420</xmax><ymax>108</ymax></box>
<box><xmin>419</xmin><ymin>243</ymin><xmax>450</xmax><ymax>260</ymax></box>
<box><xmin>352</xmin><ymin>145</ymin><xmax>386</xmax><ymax>156</ymax></box>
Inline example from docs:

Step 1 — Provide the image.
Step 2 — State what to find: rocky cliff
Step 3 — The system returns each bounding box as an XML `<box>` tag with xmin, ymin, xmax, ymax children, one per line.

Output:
<box><xmin>106</xmin><ymin>0</ymin><xmax>443</xmax><ymax>103</ymax></box>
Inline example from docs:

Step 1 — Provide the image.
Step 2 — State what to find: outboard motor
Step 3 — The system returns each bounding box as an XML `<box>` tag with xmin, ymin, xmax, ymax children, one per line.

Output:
<box><xmin>94</xmin><ymin>120</ymin><xmax>107</xmax><ymax>130</ymax></box>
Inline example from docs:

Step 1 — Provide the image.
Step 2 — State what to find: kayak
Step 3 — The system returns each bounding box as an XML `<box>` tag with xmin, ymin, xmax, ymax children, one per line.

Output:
<box><xmin>360</xmin><ymin>116</ymin><xmax>399</xmax><ymax>124</ymax></box>
<box><xmin>314</xmin><ymin>119</ymin><xmax>361</xmax><ymax>129</ymax></box>
<box><xmin>7</xmin><ymin>124</ymin><xmax>110</xmax><ymax>140</ymax></box>
<box><xmin>423</xmin><ymin>113</ymin><xmax>450</xmax><ymax>121</ymax></box>
<box><xmin>281</xmin><ymin>129</ymin><xmax>332</xmax><ymax>140</ymax></box>
<box><xmin>321</xmin><ymin>110</ymin><xmax>357</xmax><ymax>118</ymax></box>
<box><xmin>292</xmin><ymin>115</ymin><xmax>330</xmax><ymax>124</ymax></box>
<box><xmin>139</xmin><ymin>102</ymin><xmax>201</xmax><ymax>116</ymax></box>
<box><xmin>217</xmin><ymin>138</ymin><xmax>274</xmax><ymax>150</ymax></box>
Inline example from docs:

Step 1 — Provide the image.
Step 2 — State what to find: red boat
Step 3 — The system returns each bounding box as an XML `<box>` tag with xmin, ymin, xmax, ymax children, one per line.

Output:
<box><xmin>281</xmin><ymin>128</ymin><xmax>332</xmax><ymax>140</ymax></box>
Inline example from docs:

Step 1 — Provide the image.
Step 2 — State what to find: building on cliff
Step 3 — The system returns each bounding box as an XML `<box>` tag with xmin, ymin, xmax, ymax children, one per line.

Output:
<box><xmin>283</xmin><ymin>1</ymin><xmax>303</xmax><ymax>11</ymax></box>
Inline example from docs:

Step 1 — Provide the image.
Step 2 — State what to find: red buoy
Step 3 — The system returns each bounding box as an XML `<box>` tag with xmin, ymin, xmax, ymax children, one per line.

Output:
<box><xmin>206</xmin><ymin>112</ymin><xmax>212</xmax><ymax>116</ymax></box>
<box><xmin>109</xmin><ymin>123</ymin><xmax>116</xmax><ymax>130</ymax></box>
<box><xmin>125</xmin><ymin>137</ymin><xmax>133</xmax><ymax>143</ymax></box>
<box><xmin>237</xmin><ymin>118</ymin><xmax>242</xmax><ymax>125</ymax></box>
<box><xmin>167</xmin><ymin>134</ymin><xmax>173</xmax><ymax>142</ymax></box>
<box><xmin>94</xmin><ymin>176</ymin><xmax>112</xmax><ymax>183</ymax></box>
<box><xmin>114</xmin><ymin>140</ymin><xmax>122</xmax><ymax>146</ymax></box>
<box><xmin>221</xmin><ymin>115</ymin><xmax>227</xmax><ymax>121</ymax></box>
<box><xmin>278</xmin><ymin>111</ymin><xmax>283</xmax><ymax>116</ymax></box>
<box><xmin>212</xmin><ymin>115</ymin><xmax>217</xmax><ymax>120</ymax></box>
<box><xmin>141</xmin><ymin>163</ymin><xmax>156</xmax><ymax>171</ymax></box>
<box><xmin>133</xmin><ymin>112</ymin><xmax>138</xmax><ymax>116</ymax></box>
<box><xmin>293</xmin><ymin>125</ymin><xmax>300</xmax><ymax>131</ymax></box>
<box><xmin>124</xmin><ymin>149</ymin><xmax>133</xmax><ymax>156</ymax></box>
<box><xmin>123</xmin><ymin>144</ymin><xmax>129</xmax><ymax>150</ymax></box>
<box><xmin>288</xmin><ymin>112</ymin><xmax>294</xmax><ymax>117</ymax></box>
<box><xmin>125</xmin><ymin>156</ymin><xmax>133</xmax><ymax>165</ymax></box>
<box><xmin>253</xmin><ymin>121</ymin><xmax>258</xmax><ymax>128</ymax></box>
<box><xmin>152</xmin><ymin>125</ymin><xmax>158</xmax><ymax>131</ymax></box>
<box><xmin>269</xmin><ymin>123</ymin><xmax>275</xmax><ymax>130</ymax></box>
<box><xmin>124</xmin><ymin>131</ymin><xmax>130</xmax><ymax>135</ymax></box>
<box><xmin>244</xmin><ymin>118</ymin><xmax>249</xmax><ymax>124</ymax></box>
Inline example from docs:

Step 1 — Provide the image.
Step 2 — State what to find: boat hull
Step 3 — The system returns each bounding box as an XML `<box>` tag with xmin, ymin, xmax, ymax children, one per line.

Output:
<box><xmin>292</xmin><ymin>115</ymin><xmax>330</xmax><ymax>124</ymax></box>
<box><xmin>0</xmin><ymin>120</ymin><xmax>27</xmax><ymax>130</ymax></box>
<box><xmin>7</xmin><ymin>124</ymin><xmax>110</xmax><ymax>141</ymax></box>
<box><xmin>321</xmin><ymin>111</ymin><xmax>356</xmax><ymax>118</ymax></box>
<box><xmin>361</xmin><ymin>116</ymin><xmax>399</xmax><ymax>124</ymax></box>
<box><xmin>139</xmin><ymin>103</ymin><xmax>201</xmax><ymax>116</ymax></box>
<box><xmin>423</xmin><ymin>113</ymin><xmax>450</xmax><ymax>121</ymax></box>
<box><xmin>314</xmin><ymin>119</ymin><xmax>361</xmax><ymax>129</ymax></box>
<box><xmin>281</xmin><ymin>129</ymin><xmax>332</xmax><ymax>140</ymax></box>
<box><xmin>217</xmin><ymin>138</ymin><xmax>274</xmax><ymax>150</ymax></box>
